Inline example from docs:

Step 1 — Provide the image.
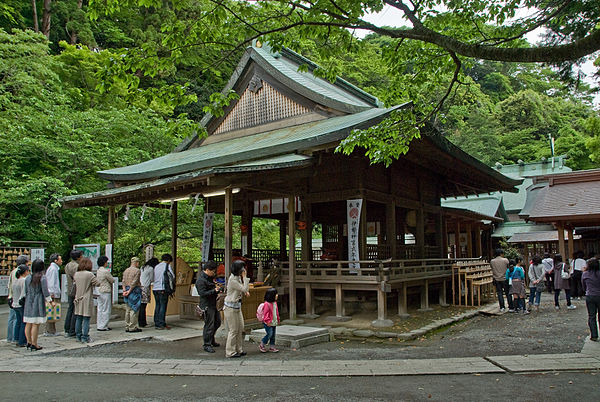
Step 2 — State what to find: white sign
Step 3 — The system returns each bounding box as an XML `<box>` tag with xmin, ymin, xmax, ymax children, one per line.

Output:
<box><xmin>0</xmin><ymin>275</ymin><xmax>9</xmax><ymax>297</ymax></box>
<box><xmin>253</xmin><ymin>197</ymin><xmax>302</xmax><ymax>215</ymax></box>
<box><xmin>202</xmin><ymin>213</ymin><xmax>214</xmax><ymax>262</ymax></box>
<box><xmin>73</xmin><ymin>244</ymin><xmax>101</xmax><ymax>271</ymax></box>
<box><xmin>347</xmin><ymin>199</ymin><xmax>363</xmax><ymax>273</ymax></box>
<box><xmin>30</xmin><ymin>248</ymin><xmax>45</xmax><ymax>262</ymax></box>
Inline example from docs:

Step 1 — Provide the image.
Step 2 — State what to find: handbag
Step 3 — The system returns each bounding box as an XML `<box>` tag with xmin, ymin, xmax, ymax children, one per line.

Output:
<box><xmin>69</xmin><ymin>280</ymin><xmax>77</xmax><ymax>298</ymax></box>
<box><xmin>560</xmin><ymin>263</ymin><xmax>571</xmax><ymax>280</ymax></box>
<box><xmin>46</xmin><ymin>302</ymin><xmax>61</xmax><ymax>322</ymax></box>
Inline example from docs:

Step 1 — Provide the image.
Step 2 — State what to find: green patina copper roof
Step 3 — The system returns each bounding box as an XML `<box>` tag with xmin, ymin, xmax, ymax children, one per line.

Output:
<box><xmin>492</xmin><ymin>157</ymin><xmax>571</xmax><ymax>212</ymax></box>
<box><xmin>441</xmin><ymin>194</ymin><xmax>508</xmax><ymax>222</ymax></box>
<box><xmin>99</xmin><ymin>104</ymin><xmax>405</xmax><ymax>181</ymax></box>
<box><xmin>492</xmin><ymin>221</ymin><xmax>556</xmax><ymax>238</ymax></box>
<box><xmin>63</xmin><ymin>154</ymin><xmax>314</xmax><ymax>207</ymax></box>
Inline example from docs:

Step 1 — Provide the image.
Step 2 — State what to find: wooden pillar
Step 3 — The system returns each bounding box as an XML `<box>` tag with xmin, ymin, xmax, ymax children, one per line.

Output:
<box><xmin>398</xmin><ymin>283</ymin><xmax>408</xmax><ymax>317</ymax></box>
<box><xmin>359</xmin><ymin>199</ymin><xmax>367</xmax><ymax>260</ymax></box>
<box><xmin>439</xmin><ymin>280</ymin><xmax>448</xmax><ymax>306</ymax></box>
<box><xmin>455</xmin><ymin>220</ymin><xmax>461</xmax><ymax>259</ymax></box>
<box><xmin>466</xmin><ymin>223</ymin><xmax>473</xmax><ymax>258</ymax></box>
<box><xmin>279</xmin><ymin>219</ymin><xmax>287</xmax><ymax>260</ymax></box>
<box><xmin>475</xmin><ymin>225</ymin><xmax>482</xmax><ymax>258</ymax></box>
<box><xmin>437</xmin><ymin>212</ymin><xmax>444</xmax><ymax>258</ymax></box>
<box><xmin>386</xmin><ymin>200</ymin><xmax>397</xmax><ymax>259</ymax></box>
<box><xmin>171</xmin><ymin>201</ymin><xmax>178</xmax><ymax>273</ymax></box>
<box><xmin>416</xmin><ymin>208</ymin><xmax>425</xmax><ymax>258</ymax></box>
<box><xmin>224</xmin><ymin>189</ymin><xmax>232</xmax><ymax>280</ymax></box>
<box><xmin>241</xmin><ymin>197</ymin><xmax>252</xmax><ymax>257</ymax></box>
<box><xmin>300</xmin><ymin>200</ymin><xmax>312</xmax><ymax>261</ymax></box>
<box><xmin>557</xmin><ymin>222</ymin><xmax>566</xmax><ymax>260</ymax></box>
<box><xmin>305</xmin><ymin>283</ymin><xmax>314</xmax><ymax>315</ymax></box>
<box><xmin>419</xmin><ymin>279</ymin><xmax>430</xmax><ymax>310</ymax></box>
<box><xmin>567</xmin><ymin>226</ymin><xmax>574</xmax><ymax>260</ymax></box>
<box><xmin>335</xmin><ymin>283</ymin><xmax>345</xmax><ymax>317</ymax></box>
<box><xmin>288</xmin><ymin>195</ymin><xmax>297</xmax><ymax>320</ymax></box>
<box><xmin>442</xmin><ymin>215</ymin><xmax>448</xmax><ymax>259</ymax></box>
<box><xmin>107</xmin><ymin>206</ymin><xmax>115</xmax><ymax>245</ymax></box>
<box><xmin>377</xmin><ymin>288</ymin><xmax>387</xmax><ymax>321</ymax></box>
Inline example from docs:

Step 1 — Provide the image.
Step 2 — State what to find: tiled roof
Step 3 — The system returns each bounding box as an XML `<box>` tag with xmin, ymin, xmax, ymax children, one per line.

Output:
<box><xmin>525</xmin><ymin>180</ymin><xmax>600</xmax><ymax>222</ymax></box>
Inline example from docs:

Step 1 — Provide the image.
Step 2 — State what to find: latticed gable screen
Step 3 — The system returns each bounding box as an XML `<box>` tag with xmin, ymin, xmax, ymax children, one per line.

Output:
<box><xmin>214</xmin><ymin>80</ymin><xmax>311</xmax><ymax>135</ymax></box>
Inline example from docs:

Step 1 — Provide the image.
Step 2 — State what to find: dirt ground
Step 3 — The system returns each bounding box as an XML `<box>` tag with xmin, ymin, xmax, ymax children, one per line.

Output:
<box><xmin>54</xmin><ymin>292</ymin><xmax>591</xmax><ymax>361</ymax></box>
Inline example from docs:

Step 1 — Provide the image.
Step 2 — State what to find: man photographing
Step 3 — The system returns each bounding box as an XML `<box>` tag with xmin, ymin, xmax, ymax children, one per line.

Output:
<box><xmin>195</xmin><ymin>261</ymin><xmax>222</xmax><ymax>353</ymax></box>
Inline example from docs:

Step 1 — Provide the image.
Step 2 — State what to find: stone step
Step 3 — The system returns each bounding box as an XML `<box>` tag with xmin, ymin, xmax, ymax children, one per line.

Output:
<box><xmin>249</xmin><ymin>325</ymin><xmax>331</xmax><ymax>348</ymax></box>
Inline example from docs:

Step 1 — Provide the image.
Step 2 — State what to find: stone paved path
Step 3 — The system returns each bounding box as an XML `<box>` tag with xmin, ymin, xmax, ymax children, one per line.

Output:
<box><xmin>2</xmin><ymin>306</ymin><xmax>599</xmax><ymax>377</ymax></box>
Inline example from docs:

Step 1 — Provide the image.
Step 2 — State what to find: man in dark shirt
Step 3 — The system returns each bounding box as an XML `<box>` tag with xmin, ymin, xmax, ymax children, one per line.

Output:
<box><xmin>195</xmin><ymin>261</ymin><xmax>222</xmax><ymax>353</ymax></box>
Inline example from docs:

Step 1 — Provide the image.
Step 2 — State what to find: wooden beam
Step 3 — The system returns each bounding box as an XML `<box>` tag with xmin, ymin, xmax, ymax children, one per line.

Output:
<box><xmin>288</xmin><ymin>195</ymin><xmax>297</xmax><ymax>320</ymax></box>
<box><xmin>557</xmin><ymin>222</ymin><xmax>566</xmax><ymax>261</ymax></box>
<box><xmin>475</xmin><ymin>225</ymin><xmax>482</xmax><ymax>258</ymax></box>
<box><xmin>386</xmin><ymin>201</ymin><xmax>397</xmax><ymax>259</ymax></box>
<box><xmin>300</xmin><ymin>199</ymin><xmax>312</xmax><ymax>261</ymax></box>
<box><xmin>416</xmin><ymin>208</ymin><xmax>425</xmax><ymax>258</ymax></box>
<box><xmin>567</xmin><ymin>226</ymin><xmax>574</xmax><ymax>259</ymax></box>
<box><xmin>224</xmin><ymin>189</ymin><xmax>232</xmax><ymax>279</ymax></box>
<box><xmin>455</xmin><ymin>220</ymin><xmax>461</xmax><ymax>258</ymax></box>
<box><xmin>107</xmin><ymin>206</ymin><xmax>115</xmax><ymax>245</ymax></box>
<box><xmin>466</xmin><ymin>223</ymin><xmax>473</xmax><ymax>258</ymax></box>
<box><xmin>171</xmin><ymin>201</ymin><xmax>178</xmax><ymax>274</ymax></box>
<box><xmin>335</xmin><ymin>283</ymin><xmax>345</xmax><ymax>317</ymax></box>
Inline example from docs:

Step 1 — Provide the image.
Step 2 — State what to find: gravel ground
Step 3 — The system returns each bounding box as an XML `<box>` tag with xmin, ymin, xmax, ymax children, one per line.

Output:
<box><xmin>55</xmin><ymin>292</ymin><xmax>590</xmax><ymax>361</ymax></box>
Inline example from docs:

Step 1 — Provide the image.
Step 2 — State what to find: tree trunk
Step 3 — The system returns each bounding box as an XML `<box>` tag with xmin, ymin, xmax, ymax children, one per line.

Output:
<box><xmin>31</xmin><ymin>0</ymin><xmax>39</xmax><ymax>33</ymax></box>
<box><xmin>41</xmin><ymin>0</ymin><xmax>52</xmax><ymax>39</ymax></box>
<box><xmin>69</xmin><ymin>0</ymin><xmax>84</xmax><ymax>45</ymax></box>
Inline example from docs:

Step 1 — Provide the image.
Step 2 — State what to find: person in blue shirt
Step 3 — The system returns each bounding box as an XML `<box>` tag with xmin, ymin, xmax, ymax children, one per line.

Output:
<box><xmin>506</xmin><ymin>257</ymin><xmax>529</xmax><ymax>314</ymax></box>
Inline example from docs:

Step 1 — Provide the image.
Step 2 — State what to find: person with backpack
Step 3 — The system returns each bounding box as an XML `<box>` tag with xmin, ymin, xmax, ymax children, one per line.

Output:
<box><xmin>152</xmin><ymin>254</ymin><xmax>174</xmax><ymax>330</ymax></box>
<box><xmin>122</xmin><ymin>257</ymin><xmax>142</xmax><ymax>333</ymax></box>
<box><xmin>195</xmin><ymin>261</ymin><xmax>223</xmax><ymax>353</ymax></box>
<box><xmin>552</xmin><ymin>254</ymin><xmax>576</xmax><ymax>310</ymax></box>
<box><xmin>257</xmin><ymin>288</ymin><xmax>280</xmax><ymax>353</ymax></box>
<box><xmin>507</xmin><ymin>257</ymin><xmax>528</xmax><ymax>314</ymax></box>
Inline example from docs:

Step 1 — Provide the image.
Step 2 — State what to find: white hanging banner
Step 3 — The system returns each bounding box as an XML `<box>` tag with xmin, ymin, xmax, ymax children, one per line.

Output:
<box><xmin>201</xmin><ymin>213</ymin><xmax>214</xmax><ymax>262</ymax></box>
<box><xmin>347</xmin><ymin>199</ymin><xmax>363</xmax><ymax>273</ymax></box>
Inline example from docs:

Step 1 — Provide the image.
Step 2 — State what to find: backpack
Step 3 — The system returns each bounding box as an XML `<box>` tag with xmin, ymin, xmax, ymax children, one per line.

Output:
<box><xmin>256</xmin><ymin>302</ymin><xmax>265</xmax><ymax>321</ymax></box>
<box><xmin>164</xmin><ymin>266</ymin><xmax>175</xmax><ymax>298</ymax></box>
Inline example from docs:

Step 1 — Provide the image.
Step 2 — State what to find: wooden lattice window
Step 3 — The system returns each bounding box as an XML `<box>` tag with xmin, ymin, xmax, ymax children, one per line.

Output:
<box><xmin>214</xmin><ymin>79</ymin><xmax>310</xmax><ymax>135</ymax></box>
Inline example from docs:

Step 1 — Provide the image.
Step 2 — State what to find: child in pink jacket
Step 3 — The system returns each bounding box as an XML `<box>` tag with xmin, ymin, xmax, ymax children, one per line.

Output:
<box><xmin>258</xmin><ymin>288</ymin><xmax>280</xmax><ymax>352</ymax></box>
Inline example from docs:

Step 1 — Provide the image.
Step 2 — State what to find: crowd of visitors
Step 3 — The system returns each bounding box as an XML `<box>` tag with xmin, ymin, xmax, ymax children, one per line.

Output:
<box><xmin>4</xmin><ymin>251</ymin><xmax>175</xmax><ymax>349</ymax></box>
<box><xmin>492</xmin><ymin>248</ymin><xmax>600</xmax><ymax>341</ymax></box>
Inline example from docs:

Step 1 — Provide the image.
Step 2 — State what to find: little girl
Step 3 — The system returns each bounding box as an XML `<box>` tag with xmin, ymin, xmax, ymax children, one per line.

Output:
<box><xmin>259</xmin><ymin>288</ymin><xmax>280</xmax><ymax>353</ymax></box>
<box><xmin>507</xmin><ymin>257</ymin><xmax>529</xmax><ymax>314</ymax></box>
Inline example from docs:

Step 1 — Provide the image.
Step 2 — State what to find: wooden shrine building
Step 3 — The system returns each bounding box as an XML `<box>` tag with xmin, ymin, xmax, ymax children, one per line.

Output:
<box><xmin>62</xmin><ymin>44</ymin><xmax>520</xmax><ymax>325</ymax></box>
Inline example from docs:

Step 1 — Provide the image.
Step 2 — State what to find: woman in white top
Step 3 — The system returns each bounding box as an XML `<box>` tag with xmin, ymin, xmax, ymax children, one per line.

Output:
<box><xmin>139</xmin><ymin>257</ymin><xmax>158</xmax><ymax>328</ymax></box>
<box><xmin>95</xmin><ymin>256</ymin><xmax>114</xmax><ymax>331</ymax></box>
<box><xmin>224</xmin><ymin>260</ymin><xmax>250</xmax><ymax>358</ymax></box>
<box><xmin>11</xmin><ymin>265</ymin><xmax>29</xmax><ymax>347</ymax></box>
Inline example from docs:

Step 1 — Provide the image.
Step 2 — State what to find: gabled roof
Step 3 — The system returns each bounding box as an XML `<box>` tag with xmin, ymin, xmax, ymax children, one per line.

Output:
<box><xmin>441</xmin><ymin>194</ymin><xmax>508</xmax><ymax>222</ymax></box>
<box><xmin>522</xmin><ymin>168</ymin><xmax>600</xmax><ymax>224</ymax></box>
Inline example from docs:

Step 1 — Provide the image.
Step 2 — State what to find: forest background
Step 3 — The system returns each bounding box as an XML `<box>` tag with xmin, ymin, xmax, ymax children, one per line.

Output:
<box><xmin>0</xmin><ymin>0</ymin><xmax>598</xmax><ymax>275</ymax></box>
